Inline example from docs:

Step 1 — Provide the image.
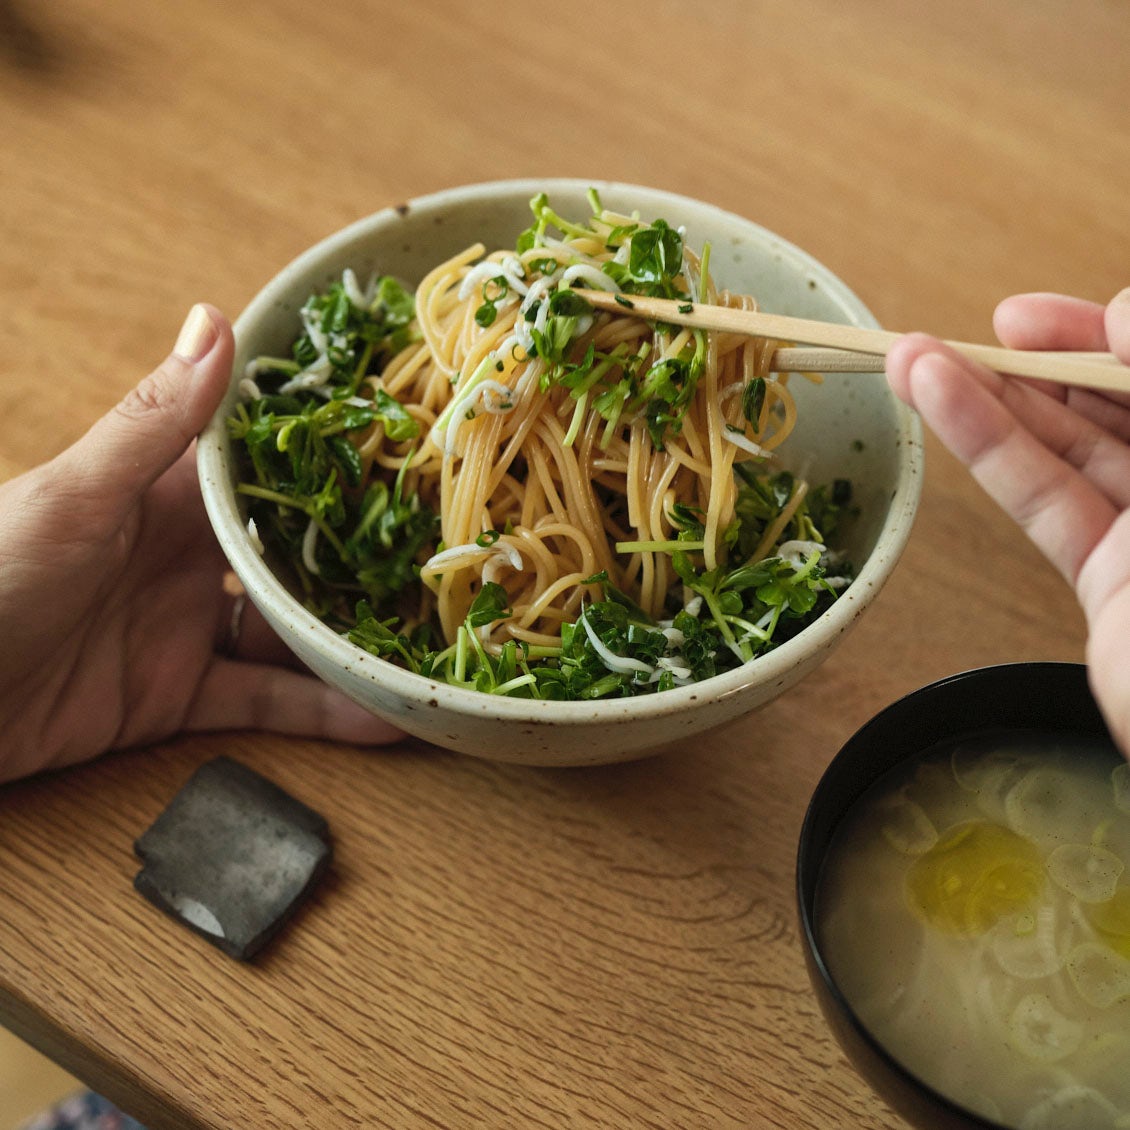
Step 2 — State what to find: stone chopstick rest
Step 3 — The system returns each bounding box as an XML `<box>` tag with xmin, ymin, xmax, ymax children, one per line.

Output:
<box><xmin>133</xmin><ymin>756</ymin><xmax>332</xmax><ymax>960</ymax></box>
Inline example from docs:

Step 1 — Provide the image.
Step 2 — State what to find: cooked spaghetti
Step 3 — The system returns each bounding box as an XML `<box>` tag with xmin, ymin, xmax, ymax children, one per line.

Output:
<box><xmin>230</xmin><ymin>191</ymin><xmax>855</xmax><ymax>699</ymax></box>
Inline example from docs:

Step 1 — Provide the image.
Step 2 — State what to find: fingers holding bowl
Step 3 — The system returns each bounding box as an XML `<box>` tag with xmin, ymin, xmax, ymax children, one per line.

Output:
<box><xmin>188</xmin><ymin>657</ymin><xmax>405</xmax><ymax>746</ymax></box>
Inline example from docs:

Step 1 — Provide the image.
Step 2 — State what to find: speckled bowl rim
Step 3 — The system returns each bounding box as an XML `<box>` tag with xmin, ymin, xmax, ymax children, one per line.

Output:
<box><xmin>198</xmin><ymin>178</ymin><xmax>924</xmax><ymax>728</ymax></box>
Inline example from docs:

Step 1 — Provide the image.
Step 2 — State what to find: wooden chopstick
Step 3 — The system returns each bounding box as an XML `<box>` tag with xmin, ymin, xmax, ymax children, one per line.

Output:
<box><xmin>771</xmin><ymin>347</ymin><xmax>885</xmax><ymax>373</ymax></box>
<box><xmin>579</xmin><ymin>290</ymin><xmax>1129</xmax><ymax>392</ymax></box>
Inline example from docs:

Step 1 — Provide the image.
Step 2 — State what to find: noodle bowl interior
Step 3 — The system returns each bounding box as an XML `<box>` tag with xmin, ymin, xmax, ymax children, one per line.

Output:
<box><xmin>817</xmin><ymin>733</ymin><xmax>1130</xmax><ymax>1129</ymax></box>
<box><xmin>231</xmin><ymin>192</ymin><xmax>856</xmax><ymax>699</ymax></box>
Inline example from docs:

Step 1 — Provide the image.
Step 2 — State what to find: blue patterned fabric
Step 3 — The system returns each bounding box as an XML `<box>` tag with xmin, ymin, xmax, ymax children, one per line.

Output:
<box><xmin>18</xmin><ymin>1091</ymin><xmax>147</xmax><ymax>1130</ymax></box>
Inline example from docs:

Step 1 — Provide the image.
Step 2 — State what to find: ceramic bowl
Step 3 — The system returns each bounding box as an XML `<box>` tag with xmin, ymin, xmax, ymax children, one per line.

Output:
<box><xmin>797</xmin><ymin>662</ymin><xmax>1121</xmax><ymax>1129</ymax></box>
<box><xmin>197</xmin><ymin>178</ymin><xmax>923</xmax><ymax>766</ymax></box>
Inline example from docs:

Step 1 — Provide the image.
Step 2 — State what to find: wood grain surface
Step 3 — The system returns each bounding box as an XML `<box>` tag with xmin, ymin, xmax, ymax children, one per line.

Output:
<box><xmin>1</xmin><ymin>1</ymin><xmax>1126</xmax><ymax>1126</ymax></box>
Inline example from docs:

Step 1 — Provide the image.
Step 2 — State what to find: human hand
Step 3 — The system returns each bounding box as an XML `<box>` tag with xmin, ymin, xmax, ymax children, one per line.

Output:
<box><xmin>885</xmin><ymin>288</ymin><xmax>1130</xmax><ymax>755</ymax></box>
<box><xmin>0</xmin><ymin>305</ymin><xmax>404</xmax><ymax>783</ymax></box>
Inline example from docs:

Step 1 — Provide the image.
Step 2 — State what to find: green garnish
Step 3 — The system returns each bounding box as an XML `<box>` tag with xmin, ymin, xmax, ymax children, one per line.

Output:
<box><xmin>229</xmin><ymin>277</ymin><xmax>437</xmax><ymax>623</ymax></box>
<box><xmin>625</xmin><ymin>218</ymin><xmax>684</xmax><ymax>297</ymax></box>
<box><xmin>742</xmin><ymin>377</ymin><xmax>767</xmax><ymax>426</ymax></box>
<box><xmin>474</xmin><ymin>275</ymin><xmax>509</xmax><ymax>328</ymax></box>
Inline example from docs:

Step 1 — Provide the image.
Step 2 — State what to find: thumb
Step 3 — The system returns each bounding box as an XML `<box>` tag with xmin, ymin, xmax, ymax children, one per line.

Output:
<box><xmin>60</xmin><ymin>303</ymin><xmax>234</xmax><ymax>509</ymax></box>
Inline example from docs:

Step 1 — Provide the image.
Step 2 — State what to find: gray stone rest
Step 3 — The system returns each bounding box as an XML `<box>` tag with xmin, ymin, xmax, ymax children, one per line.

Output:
<box><xmin>133</xmin><ymin>756</ymin><xmax>332</xmax><ymax>960</ymax></box>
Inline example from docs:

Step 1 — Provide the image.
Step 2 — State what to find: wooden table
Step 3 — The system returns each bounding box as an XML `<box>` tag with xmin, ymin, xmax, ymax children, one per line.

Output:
<box><xmin>1</xmin><ymin>1</ymin><xmax>1126</xmax><ymax>1126</ymax></box>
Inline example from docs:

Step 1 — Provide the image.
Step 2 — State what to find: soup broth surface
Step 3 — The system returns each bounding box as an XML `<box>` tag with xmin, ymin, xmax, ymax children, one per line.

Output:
<box><xmin>818</xmin><ymin>731</ymin><xmax>1130</xmax><ymax>1129</ymax></box>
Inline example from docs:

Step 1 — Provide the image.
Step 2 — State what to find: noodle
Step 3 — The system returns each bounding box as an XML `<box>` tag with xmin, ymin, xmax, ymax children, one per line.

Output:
<box><xmin>231</xmin><ymin>192</ymin><xmax>854</xmax><ymax>698</ymax></box>
<box><xmin>367</xmin><ymin>232</ymin><xmax>787</xmax><ymax>633</ymax></box>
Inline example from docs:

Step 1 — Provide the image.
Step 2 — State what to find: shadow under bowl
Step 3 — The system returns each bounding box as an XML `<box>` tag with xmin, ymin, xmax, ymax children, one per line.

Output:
<box><xmin>797</xmin><ymin>662</ymin><xmax>1119</xmax><ymax>1130</ymax></box>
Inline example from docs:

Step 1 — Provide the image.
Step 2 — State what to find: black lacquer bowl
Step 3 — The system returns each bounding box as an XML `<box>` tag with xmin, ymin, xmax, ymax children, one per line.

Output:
<box><xmin>796</xmin><ymin>662</ymin><xmax>1119</xmax><ymax>1130</ymax></box>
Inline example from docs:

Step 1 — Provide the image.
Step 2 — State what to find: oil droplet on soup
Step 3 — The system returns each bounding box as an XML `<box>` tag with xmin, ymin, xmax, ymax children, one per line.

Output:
<box><xmin>906</xmin><ymin>820</ymin><xmax>1043</xmax><ymax>935</ymax></box>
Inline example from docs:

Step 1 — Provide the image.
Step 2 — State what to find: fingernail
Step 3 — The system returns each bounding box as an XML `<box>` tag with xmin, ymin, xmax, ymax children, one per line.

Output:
<box><xmin>1112</xmin><ymin>286</ymin><xmax>1130</xmax><ymax>307</ymax></box>
<box><xmin>173</xmin><ymin>303</ymin><xmax>217</xmax><ymax>362</ymax></box>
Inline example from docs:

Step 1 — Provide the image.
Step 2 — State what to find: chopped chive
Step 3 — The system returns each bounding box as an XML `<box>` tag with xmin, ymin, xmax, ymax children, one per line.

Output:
<box><xmin>616</xmin><ymin>539</ymin><xmax>706</xmax><ymax>554</ymax></box>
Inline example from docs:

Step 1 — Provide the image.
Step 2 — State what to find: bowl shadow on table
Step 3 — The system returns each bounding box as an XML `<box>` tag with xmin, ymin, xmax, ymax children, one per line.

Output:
<box><xmin>488</xmin><ymin>707</ymin><xmax>811</xmax><ymax>921</ymax></box>
<box><xmin>314</xmin><ymin>716</ymin><xmax>805</xmax><ymax>974</ymax></box>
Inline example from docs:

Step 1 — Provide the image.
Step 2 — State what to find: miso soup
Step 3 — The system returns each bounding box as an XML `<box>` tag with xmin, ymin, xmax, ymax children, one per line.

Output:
<box><xmin>817</xmin><ymin>732</ymin><xmax>1130</xmax><ymax>1129</ymax></box>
